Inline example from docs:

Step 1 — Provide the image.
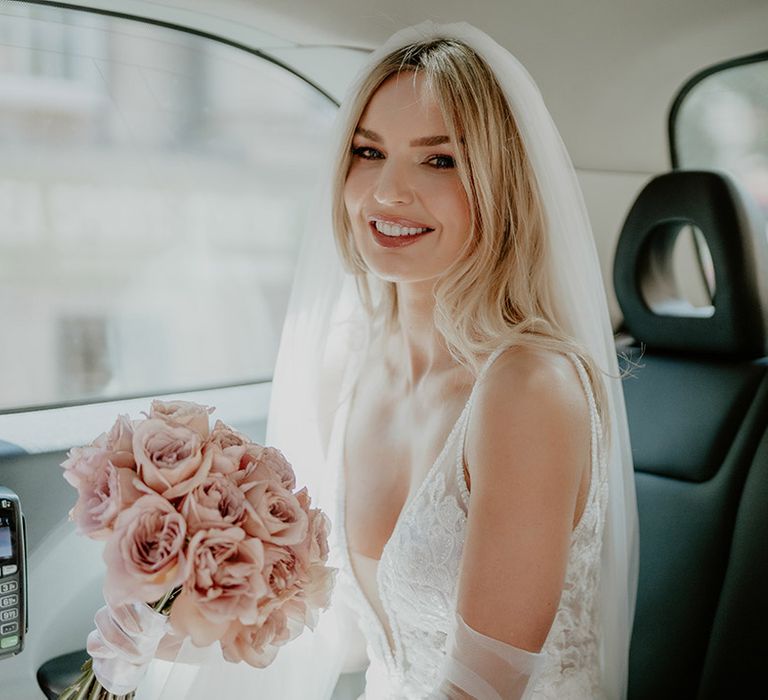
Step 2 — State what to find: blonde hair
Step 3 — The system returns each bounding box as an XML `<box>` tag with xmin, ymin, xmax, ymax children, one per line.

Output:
<box><xmin>331</xmin><ymin>38</ymin><xmax>608</xmax><ymax>430</ymax></box>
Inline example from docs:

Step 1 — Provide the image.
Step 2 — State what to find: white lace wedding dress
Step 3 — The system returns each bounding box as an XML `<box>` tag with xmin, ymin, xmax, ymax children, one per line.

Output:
<box><xmin>330</xmin><ymin>346</ymin><xmax>609</xmax><ymax>700</ymax></box>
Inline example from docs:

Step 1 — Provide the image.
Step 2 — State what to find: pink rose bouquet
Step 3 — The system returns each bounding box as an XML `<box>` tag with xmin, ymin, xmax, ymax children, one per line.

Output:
<box><xmin>58</xmin><ymin>400</ymin><xmax>334</xmax><ymax>700</ymax></box>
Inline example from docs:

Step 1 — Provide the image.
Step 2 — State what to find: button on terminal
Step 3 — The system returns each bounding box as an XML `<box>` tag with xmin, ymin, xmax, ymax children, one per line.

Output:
<box><xmin>0</xmin><ymin>635</ymin><xmax>18</xmax><ymax>649</ymax></box>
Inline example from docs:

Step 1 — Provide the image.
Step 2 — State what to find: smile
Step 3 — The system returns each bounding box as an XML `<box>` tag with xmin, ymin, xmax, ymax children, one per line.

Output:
<box><xmin>367</xmin><ymin>219</ymin><xmax>435</xmax><ymax>248</ymax></box>
<box><xmin>373</xmin><ymin>220</ymin><xmax>431</xmax><ymax>237</ymax></box>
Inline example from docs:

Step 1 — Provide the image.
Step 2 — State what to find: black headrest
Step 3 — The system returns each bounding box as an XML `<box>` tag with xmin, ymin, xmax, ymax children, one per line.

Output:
<box><xmin>613</xmin><ymin>170</ymin><xmax>768</xmax><ymax>358</ymax></box>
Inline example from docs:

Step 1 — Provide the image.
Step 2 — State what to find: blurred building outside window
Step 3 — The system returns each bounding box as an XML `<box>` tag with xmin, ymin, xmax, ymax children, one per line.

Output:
<box><xmin>0</xmin><ymin>3</ymin><xmax>337</xmax><ymax>412</ymax></box>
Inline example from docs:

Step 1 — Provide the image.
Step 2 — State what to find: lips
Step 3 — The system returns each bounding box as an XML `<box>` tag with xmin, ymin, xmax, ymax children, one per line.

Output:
<box><xmin>366</xmin><ymin>215</ymin><xmax>435</xmax><ymax>249</ymax></box>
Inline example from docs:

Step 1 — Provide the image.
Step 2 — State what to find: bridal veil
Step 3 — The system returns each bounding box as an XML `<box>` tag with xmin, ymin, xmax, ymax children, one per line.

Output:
<box><xmin>142</xmin><ymin>20</ymin><xmax>639</xmax><ymax>700</ymax></box>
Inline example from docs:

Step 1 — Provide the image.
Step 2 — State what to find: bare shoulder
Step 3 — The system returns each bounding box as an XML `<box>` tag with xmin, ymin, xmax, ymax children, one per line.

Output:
<box><xmin>465</xmin><ymin>345</ymin><xmax>591</xmax><ymax>491</ymax></box>
<box><xmin>477</xmin><ymin>345</ymin><xmax>590</xmax><ymax>431</ymax></box>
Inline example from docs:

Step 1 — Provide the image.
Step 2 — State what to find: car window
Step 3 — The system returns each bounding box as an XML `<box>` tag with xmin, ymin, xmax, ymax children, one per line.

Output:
<box><xmin>667</xmin><ymin>52</ymin><xmax>767</xmax><ymax>312</ymax></box>
<box><xmin>0</xmin><ymin>2</ymin><xmax>337</xmax><ymax>418</ymax></box>
<box><xmin>671</xmin><ymin>52</ymin><xmax>768</xmax><ymax>220</ymax></box>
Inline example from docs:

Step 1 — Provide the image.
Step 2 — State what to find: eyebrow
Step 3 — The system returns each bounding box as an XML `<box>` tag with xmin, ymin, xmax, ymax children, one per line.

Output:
<box><xmin>355</xmin><ymin>127</ymin><xmax>451</xmax><ymax>147</ymax></box>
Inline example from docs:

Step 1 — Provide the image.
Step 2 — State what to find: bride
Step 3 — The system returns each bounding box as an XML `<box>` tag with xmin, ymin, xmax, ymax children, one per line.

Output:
<box><xmin>263</xmin><ymin>19</ymin><xmax>638</xmax><ymax>700</ymax></box>
<box><xmin>133</xmin><ymin>20</ymin><xmax>639</xmax><ymax>700</ymax></box>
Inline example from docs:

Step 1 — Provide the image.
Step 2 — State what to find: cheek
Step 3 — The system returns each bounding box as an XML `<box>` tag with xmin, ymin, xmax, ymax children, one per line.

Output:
<box><xmin>342</xmin><ymin>172</ymin><xmax>369</xmax><ymax>256</ymax></box>
<box><xmin>455</xmin><ymin>186</ymin><xmax>471</xmax><ymax>229</ymax></box>
<box><xmin>451</xmin><ymin>176</ymin><xmax>471</xmax><ymax>232</ymax></box>
<box><xmin>342</xmin><ymin>166</ymin><xmax>368</xmax><ymax>217</ymax></box>
<box><xmin>432</xmin><ymin>178</ymin><xmax>471</xmax><ymax>233</ymax></box>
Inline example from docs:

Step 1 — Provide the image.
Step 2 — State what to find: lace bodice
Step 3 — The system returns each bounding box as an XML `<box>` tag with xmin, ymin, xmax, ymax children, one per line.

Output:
<box><xmin>330</xmin><ymin>347</ymin><xmax>609</xmax><ymax>699</ymax></box>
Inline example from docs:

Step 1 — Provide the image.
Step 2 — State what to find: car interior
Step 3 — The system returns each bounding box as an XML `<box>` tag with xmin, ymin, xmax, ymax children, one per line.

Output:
<box><xmin>0</xmin><ymin>1</ymin><xmax>766</xmax><ymax>698</ymax></box>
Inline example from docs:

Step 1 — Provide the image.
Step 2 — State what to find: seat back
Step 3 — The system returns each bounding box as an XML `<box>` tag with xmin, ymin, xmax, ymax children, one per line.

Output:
<box><xmin>613</xmin><ymin>170</ymin><xmax>768</xmax><ymax>699</ymax></box>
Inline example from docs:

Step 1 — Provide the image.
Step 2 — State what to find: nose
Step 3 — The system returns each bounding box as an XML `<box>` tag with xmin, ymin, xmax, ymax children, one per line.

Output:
<box><xmin>373</xmin><ymin>159</ymin><xmax>413</xmax><ymax>206</ymax></box>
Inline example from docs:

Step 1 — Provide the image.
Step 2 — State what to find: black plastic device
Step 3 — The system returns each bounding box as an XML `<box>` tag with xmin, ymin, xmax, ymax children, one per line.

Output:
<box><xmin>0</xmin><ymin>486</ymin><xmax>27</xmax><ymax>658</ymax></box>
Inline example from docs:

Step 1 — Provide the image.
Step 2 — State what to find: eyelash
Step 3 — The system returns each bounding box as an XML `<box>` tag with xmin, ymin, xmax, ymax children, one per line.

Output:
<box><xmin>350</xmin><ymin>146</ymin><xmax>383</xmax><ymax>161</ymax></box>
<box><xmin>350</xmin><ymin>146</ymin><xmax>455</xmax><ymax>170</ymax></box>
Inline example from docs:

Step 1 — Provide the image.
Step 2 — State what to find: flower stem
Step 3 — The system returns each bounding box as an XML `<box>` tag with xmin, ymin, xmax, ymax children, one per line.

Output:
<box><xmin>72</xmin><ymin>671</ymin><xmax>94</xmax><ymax>700</ymax></box>
<box><xmin>152</xmin><ymin>586</ymin><xmax>181</xmax><ymax>616</ymax></box>
<box><xmin>56</xmin><ymin>643</ymin><xmax>136</xmax><ymax>699</ymax></box>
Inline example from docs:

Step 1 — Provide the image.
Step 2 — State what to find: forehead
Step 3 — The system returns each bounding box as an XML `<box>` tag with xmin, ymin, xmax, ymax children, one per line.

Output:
<box><xmin>358</xmin><ymin>71</ymin><xmax>447</xmax><ymax>133</ymax></box>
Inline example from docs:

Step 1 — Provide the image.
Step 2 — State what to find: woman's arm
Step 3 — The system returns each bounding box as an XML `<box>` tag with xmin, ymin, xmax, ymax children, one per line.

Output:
<box><xmin>434</xmin><ymin>347</ymin><xmax>592</xmax><ymax>699</ymax></box>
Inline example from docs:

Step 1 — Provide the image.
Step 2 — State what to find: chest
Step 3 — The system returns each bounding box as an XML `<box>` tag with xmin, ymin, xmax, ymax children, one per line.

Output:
<box><xmin>342</xmin><ymin>367</ymin><xmax>472</xmax><ymax>559</ymax></box>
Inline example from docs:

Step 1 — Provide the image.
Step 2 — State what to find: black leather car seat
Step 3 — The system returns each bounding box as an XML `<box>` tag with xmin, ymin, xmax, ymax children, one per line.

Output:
<box><xmin>614</xmin><ymin>169</ymin><xmax>768</xmax><ymax>699</ymax></box>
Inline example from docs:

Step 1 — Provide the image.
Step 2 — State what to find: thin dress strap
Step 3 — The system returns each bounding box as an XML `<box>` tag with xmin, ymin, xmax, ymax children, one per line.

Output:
<box><xmin>454</xmin><ymin>348</ymin><xmax>602</xmax><ymax>510</ymax></box>
<box><xmin>566</xmin><ymin>351</ymin><xmax>604</xmax><ymax>484</ymax></box>
<box><xmin>454</xmin><ymin>346</ymin><xmax>511</xmax><ymax>508</ymax></box>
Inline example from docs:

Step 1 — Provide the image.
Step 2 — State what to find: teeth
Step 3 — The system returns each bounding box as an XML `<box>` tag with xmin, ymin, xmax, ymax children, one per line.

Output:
<box><xmin>373</xmin><ymin>220</ymin><xmax>430</xmax><ymax>237</ymax></box>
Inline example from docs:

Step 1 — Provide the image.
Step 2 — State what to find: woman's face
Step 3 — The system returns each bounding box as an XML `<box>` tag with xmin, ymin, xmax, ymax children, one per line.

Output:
<box><xmin>343</xmin><ymin>72</ymin><xmax>471</xmax><ymax>286</ymax></box>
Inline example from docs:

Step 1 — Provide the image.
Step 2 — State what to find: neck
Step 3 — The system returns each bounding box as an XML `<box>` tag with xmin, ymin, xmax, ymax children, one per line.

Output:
<box><xmin>390</xmin><ymin>281</ymin><xmax>456</xmax><ymax>390</ymax></box>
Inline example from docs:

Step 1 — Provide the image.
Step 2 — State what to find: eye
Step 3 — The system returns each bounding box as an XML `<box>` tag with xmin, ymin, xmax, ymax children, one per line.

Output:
<box><xmin>426</xmin><ymin>154</ymin><xmax>455</xmax><ymax>170</ymax></box>
<box><xmin>351</xmin><ymin>145</ymin><xmax>384</xmax><ymax>160</ymax></box>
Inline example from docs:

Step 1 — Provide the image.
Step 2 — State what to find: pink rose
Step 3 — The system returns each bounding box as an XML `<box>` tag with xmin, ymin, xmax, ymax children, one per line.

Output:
<box><xmin>261</xmin><ymin>448</ymin><xmax>297</xmax><ymax>491</ymax></box>
<box><xmin>263</xmin><ymin>543</ymin><xmax>306</xmax><ymax>596</ymax></box>
<box><xmin>180</xmin><ymin>474</ymin><xmax>246</xmax><ymax>534</ymax></box>
<box><xmin>220</xmin><ymin>610</ymin><xmax>297</xmax><ymax>667</ymax></box>
<box><xmin>284</xmin><ymin>563</ymin><xmax>336</xmax><ymax>631</ymax></box>
<box><xmin>61</xmin><ymin>445</ymin><xmax>135</xmax><ymax>490</ymax></box>
<box><xmin>133</xmin><ymin>419</ymin><xmax>212</xmax><ymax>499</ymax></box>
<box><xmin>240</xmin><ymin>479</ymin><xmax>308</xmax><ymax>546</ymax></box>
<box><xmin>70</xmin><ymin>463</ymin><xmax>143</xmax><ymax>540</ymax></box>
<box><xmin>252</xmin><ymin>543</ymin><xmax>309</xmax><ymax>625</ymax></box>
<box><xmin>103</xmin><ymin>414</ymin><xmax>136</xmax><ymax>453</ymax></box>
<box><xmin>236</xmin><ymin>446</ymin><xmax>296</xmax><ymax>491</ymax></box>
<box><xmin>62</xmin><ymin>446</ymin><xmax>110</xmax><ymax>490</ymax></box>
<box><xmin>102</xmin><ymin>494</ymin><xmax>186</xmax><ymax>605</ymax></box>
<box><xmin>293</xmin><ymin>487</ymin><xmax>311</xmax><ymax>519</ymax></box>
<box><xmin>306</xmin><ymin>507</ymin><xmax>331</xmax><ymax>564</ymax></box>
<box><xmin>170</xmin><ymin>527</ymin><xmax>266</xmax><ymax>646</ymax></box>
<box><xmin>207</xmin><ymin>420</ymin><xmax>250</xmax><ymax>475</ymax></box>
<box><xmin>301</xmin><ymin>563</ymin><xmax>335</xmax><ymax>619</ymax></box>
<box><xmin>149</xmin><ymin>400</ymin><xmax>213</xmax><ymax>438</ymax></box>
<box><xmin>267</xmin><ymin>498</ymin><xmax>333</xmax><ymax>629</ymax></box>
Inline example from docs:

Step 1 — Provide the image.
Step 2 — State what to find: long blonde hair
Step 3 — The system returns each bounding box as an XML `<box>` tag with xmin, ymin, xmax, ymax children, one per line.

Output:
<box><xmin>331</xmin><ymin>38</ymin><xmax>608</xmax><ymax>429</ymax></box>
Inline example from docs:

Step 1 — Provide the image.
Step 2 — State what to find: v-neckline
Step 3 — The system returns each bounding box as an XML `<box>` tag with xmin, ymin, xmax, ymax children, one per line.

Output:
<box><xmin>332</xmin><ymin>345</ymin><xmax>600</xmax><ymax>681</ymax></box>
<box><xmin>335</xmin><ymin>348</ymin><xmax>500</xmax><ymax>668</ymax></box>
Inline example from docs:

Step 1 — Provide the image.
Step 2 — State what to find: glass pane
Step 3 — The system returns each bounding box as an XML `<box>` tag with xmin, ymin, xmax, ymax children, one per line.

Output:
<box><xmin>674</xmin><ymin>58</ymin><xmax>768</xmax><ymax>218</ymax></box>
<box><xmin>0</xmin><ymin>3</ymin><xmax>336</xmax><ymax>411</ymax></box>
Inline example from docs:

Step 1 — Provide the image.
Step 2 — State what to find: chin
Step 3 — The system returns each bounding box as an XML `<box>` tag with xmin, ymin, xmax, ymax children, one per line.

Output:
<box><xmin>360</xmin><ymin>256</ymin><xmax>431</xmax><ymax>283</ymax></box>
<box><xmin>355</xmin><ymin>236</ymin><xmax>450</xmax><ymax>285</ymax></box>
<box><xmin>370</xmin><ymin>269</ymin><xmax>442</xmax><ymax>288</ymax></box>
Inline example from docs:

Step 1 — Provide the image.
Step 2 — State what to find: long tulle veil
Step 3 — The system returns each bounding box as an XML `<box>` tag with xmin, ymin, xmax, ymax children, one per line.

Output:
<box><xmin>140</xmin><ymin>20</ymin><xmax>639</xmax><ymax>700</ymax></box>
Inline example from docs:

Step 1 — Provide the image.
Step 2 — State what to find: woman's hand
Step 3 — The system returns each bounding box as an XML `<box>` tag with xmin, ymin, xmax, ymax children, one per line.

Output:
<box><xmin>87</xmin><ymin>600</ymin><xmax>171</xmax><ymax>695</ymax></box>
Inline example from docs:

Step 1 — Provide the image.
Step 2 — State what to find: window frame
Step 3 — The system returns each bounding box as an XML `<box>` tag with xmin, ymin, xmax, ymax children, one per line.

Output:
<box><xmin>668</xmin><ymin>48</ymin><xmax>768</xmax><ymax>169</ymax></box>
<box><xmin>0</xmin><ymin>0</ymin><xmax>342</xmax><ymax>447</ymax></box>
<box><xmin>21</xmin><ymin>0</ymin><xmax>340</xmax><ymax>107</ymax></box>
<box><xmin>667</xmin><ymin>48</ymin><xmax>768</xmax><ymax>311</ymax></box>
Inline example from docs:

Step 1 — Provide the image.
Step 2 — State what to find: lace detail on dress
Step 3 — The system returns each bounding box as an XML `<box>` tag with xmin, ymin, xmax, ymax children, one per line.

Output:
<box><xmin>334</xmin><ymin>348</ymin><xmax>609</xmax><ymax>699</ymax></box>
<box><xmin>379</xmin><ymin>470</ymin><xmax>468</xmax><ymax>696</ymax></box>
<box><xmin>531</xmin><ymin>353</ymin><xmax>608</xmax><ymax>700</ymax></box>
<box><xmin>454</xmin><ymin>441</ymin><xmax>471</xmax><ymax>511</ymax></box>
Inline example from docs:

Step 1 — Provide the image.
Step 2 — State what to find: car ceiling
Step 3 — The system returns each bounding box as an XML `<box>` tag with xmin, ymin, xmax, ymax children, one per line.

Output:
<box><xmin>62</xmin><ymin>0</ymin><xmax>768</xmax><ymax>176</ymax></box>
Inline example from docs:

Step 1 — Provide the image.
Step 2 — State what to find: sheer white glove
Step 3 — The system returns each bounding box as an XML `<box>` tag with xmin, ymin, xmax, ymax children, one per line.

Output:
<box><xmin>428</xmin><ymin>612</ymin><xmax>545</xmax><ymax>700</ymax></box>
<box><xmin>87</xmin><ymin>601</ymin><xmax>171</xmax><ymax>696</ymax></box>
